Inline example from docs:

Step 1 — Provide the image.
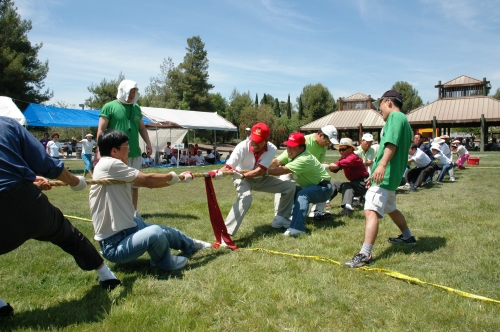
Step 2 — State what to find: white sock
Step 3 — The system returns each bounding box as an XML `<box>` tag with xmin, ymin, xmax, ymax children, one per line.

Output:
<box><xmin>345</xmin><ymin>204</ymin><xmax>354</xmax><ymax>210</ymax></box>
<box><xmin>0</xmin><ymin>298</ymin><xmax>7</xmax><ymax>307</ymax></box>
<box><xmin>96</xmin><ymin>264</ymin><xmax>117</xmax><ymax>281</ymax></box>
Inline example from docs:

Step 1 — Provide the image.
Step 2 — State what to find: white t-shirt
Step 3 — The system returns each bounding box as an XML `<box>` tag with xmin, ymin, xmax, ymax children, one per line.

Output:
<box><xmin>164</xmin><ymin>146</ymin><xmax>172</xmax><ymax>155</ymax></box>
<box><xmin>89</xmin><ymin>156</ymin><xmax>140</xmax><ymax>240</ymax></box>
<box><xmin>439</xmin><ymin>143</ymin><xmax>451</xmax><ymax>159</ymax></box>
<box><xmin>433</xmin><ymin>151</ymin><xmax>452</xmax><ymax>167</ymax></box>
<box><xmin>226</xmin><ymin>140</ymin><xmax>277</xmax><ymax>171</ymax></box>
<box><xmin>180</xmin><ymin>154</ymin><xmax>189</xmax><ymax>163</ymax></box>
<box><xmin>194</xmin><ymin>154</ymin><xmax>205</xmax><ymax>165</ymax></box>
<box><xmin>456</xmin><ymin>145</ymin><xmax>468</xmax><ymax>157</ymax></box>
<box><xmin>410</xmin><ymin>148</ymin><xmax>431</xmax><ymax>168</ymax></box>
<box><xmin>81</xmin><ymin>139</ymin><xmax>96</xmax><ymax>154</ymax></box>
<box><xmin>47</xmin><ymin>141</ymin><xmax>61</xmax><ymax>157</ymax></box>
<box><xmin>170</xmin><ymin>155</ymin><xmax>177</xmax><ymax>165</ymax></box>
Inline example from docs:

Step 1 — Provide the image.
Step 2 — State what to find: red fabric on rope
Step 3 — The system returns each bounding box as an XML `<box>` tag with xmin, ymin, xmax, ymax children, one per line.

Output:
<box><xmin>204</xmin><ymin>176</ymin><xmax>239</xmax><ymax>250</ymax></box>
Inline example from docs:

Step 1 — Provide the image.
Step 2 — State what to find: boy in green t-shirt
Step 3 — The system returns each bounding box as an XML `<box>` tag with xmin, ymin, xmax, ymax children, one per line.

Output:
<box><xmin>344</xmin><ymin>90</ymin><xmax>416</xmax><ymax>268</ymax></box>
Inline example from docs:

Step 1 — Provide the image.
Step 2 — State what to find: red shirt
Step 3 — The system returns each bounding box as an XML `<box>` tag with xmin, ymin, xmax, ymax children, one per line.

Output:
<box><xmin>335</xmin><ymin>152</ymin><xmax>369</xmax><ymax>181</ymax></box>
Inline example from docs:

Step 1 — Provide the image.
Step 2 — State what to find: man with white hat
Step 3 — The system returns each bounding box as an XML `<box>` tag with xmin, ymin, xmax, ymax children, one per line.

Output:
<box><xmin>430</xmin><ymin>143</ymin><xmax>454</xmax><ymax>183</ymax></box>
<box><xmin>274</xmin><ymin>125</ymin><xmax>338</xmax><ymax>220</ymax></box>
<box><xmin>432</xmin><ymin>137</ymin><xmax>454</xmax><ymax>181</ymax></box>
<box><xmin>328</xmin><ymin>138</ymin><xmax>369</xmax><ymax>216</ymax></box>
<box><xmin>245</xmin><ymin>127</ymin><xmax>251</xmax><ymax>139</ymax></box>
<box><xmin>97</xmin><ymin>80</ymin><xmax>153</xmax><ymax>210</ymax></box>
<box><xmin>355</xmin><ymin>133</ymin><xmax>376</xmax><ymax>175</ymax></box>
<box><xmin>72</xmin><ymin>133</ymin><xmax>97</xmax><ymax>178</ymax></box>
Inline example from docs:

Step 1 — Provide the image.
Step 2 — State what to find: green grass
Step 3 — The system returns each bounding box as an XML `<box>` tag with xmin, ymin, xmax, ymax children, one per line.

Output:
<box><xmin>2</xmin><ymin>152</ymin><xmax>500</xmax><ymax>331</ymax></box>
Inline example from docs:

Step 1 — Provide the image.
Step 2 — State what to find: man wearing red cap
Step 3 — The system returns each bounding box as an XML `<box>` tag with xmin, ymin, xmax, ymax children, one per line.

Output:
<box><xmin>268</xmin><ymin>132</ymin><xmax>333</xmax><ymax>236</ymax></box>
<box><xmin>216</xmin><ymin>123</ymin><xmax>295</xmax><ymax>237</ymax></box>
<box><xmin>344</xmin><ymin>90</ymin><xmax>416</xmax><ymax>268</ymax></box>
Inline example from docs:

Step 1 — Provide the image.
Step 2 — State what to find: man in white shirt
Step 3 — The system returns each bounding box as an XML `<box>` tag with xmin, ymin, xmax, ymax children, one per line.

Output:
<box><xmin>354</xmin><ymin>133</ymin><xmax>376</xmax><ymax>175</ymax></box>
<box><xmin>215</xmin><ymin>123</ymin><xmax>295</xmax><ymax>237</ymax></box>
<box><xmin>194</xmin><ymin>150</ymin><xmax>205</xmax><ymax>166</ymax></box>
<box><xmin>406</xmin><ymin>143</ymin><xmax>436</xmax><ymax>191</ymax></box>
<box><xmin>89</xmin><ymin>129</ymin><xmax>211</xmax><ymax>272</ymax></box>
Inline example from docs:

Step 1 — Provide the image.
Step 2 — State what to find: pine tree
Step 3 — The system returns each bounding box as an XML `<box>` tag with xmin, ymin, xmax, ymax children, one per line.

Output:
<box><xmin>255</xmin><ymin>93</ymin><xmax>258</xmax><ymax>107</ymax></box>
<box><xmin>0</xmin><ymin>0</ymin><xmax>53</xmax><ymax>108</ymax></box>
<box><xmin>298</xmin><ymin>95</ymin><xmax>304</xmax><ymax>120</ymax></box>
<box><xmin>286</xmin><ymin>94</ymin><xmax>292</xmax><ymax>119</ymax></box>
<box><xmin>273</xmin><ymin>98</ymin><xmax>280</xmax><ymax>117</ymax></box>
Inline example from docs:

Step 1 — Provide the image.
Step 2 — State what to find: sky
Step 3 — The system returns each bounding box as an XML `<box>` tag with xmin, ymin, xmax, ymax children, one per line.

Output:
<box><xmin>14</xmin><ymin>0</ymin><xmax>500</xmax><ymax>109</ymax></box>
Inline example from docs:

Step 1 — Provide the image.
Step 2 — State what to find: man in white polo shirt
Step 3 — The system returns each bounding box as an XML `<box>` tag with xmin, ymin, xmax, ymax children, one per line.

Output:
<box><xmin>216</xmin><ymin>123</ymin><xmax>295</xmax><ymax>237</ymax></box>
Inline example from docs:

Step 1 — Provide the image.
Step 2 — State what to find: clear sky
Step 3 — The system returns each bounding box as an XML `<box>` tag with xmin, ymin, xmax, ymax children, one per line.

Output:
<box><xmin>14</xmin><ymin>0</ymin><xmax>500</xmax><ymax>109</ymax></box>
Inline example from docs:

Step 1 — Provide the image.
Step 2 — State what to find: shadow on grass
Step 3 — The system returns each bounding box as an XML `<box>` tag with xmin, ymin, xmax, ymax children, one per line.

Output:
<box><xmin>109</xmin><ymin>249</ymin><xmax>229</xmax><ymax>280</ymax></box>
<box><xmin>376</xmin><ymin>236</ymin><xmax>447</xmax><ymax>261</ymax></box>
<box><xmin>2</xmin><ymin>275</ymin><xmax>136</xmax><ymax>329</ymax></box>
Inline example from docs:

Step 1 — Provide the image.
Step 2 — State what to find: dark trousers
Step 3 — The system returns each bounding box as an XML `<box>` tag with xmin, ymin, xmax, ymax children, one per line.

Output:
<box><xmin>331</xmin><ymin>178</ymin><xmax>368</xmax><ymax>207</ymax></box>
<box><xmin>406</xmin><ymin>163</ymin><xmax>435</xmax><ymax>187</ymax></box>
<box><xmin>0</xmin><ymin>181</ymin><xmax>103</xmax><ymax>271</ymax></box>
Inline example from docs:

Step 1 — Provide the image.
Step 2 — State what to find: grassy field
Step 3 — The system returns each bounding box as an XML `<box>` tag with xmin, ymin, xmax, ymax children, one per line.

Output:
<box><xmin>1</xmin><ymin>151</ymin><xmax>500</xmax><ymax>331</ymax></box>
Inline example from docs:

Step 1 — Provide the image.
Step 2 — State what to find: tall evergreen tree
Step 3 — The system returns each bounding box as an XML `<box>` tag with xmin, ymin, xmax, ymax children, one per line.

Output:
<box><xmin>168</xmin><ymin>36</ymin><xmax>214</xmax><ymax>111</ymax></box>
<box><xmin>255</xmin><ymin>93</ymin><xmax>258</xmax><ymax>107</ymax></box>
<box><xmin>261</xmin><ymin>93</ymin><xmax>268</xmax><ymax>105</ymax></box>
<box><xmin>286</xmin><ymin>94</ymin><xmax>292</xmax><ymax>119</ymax></box>
<box><xmin>0</xmin><ymin>0</ymin><xmax>53</xmax><ymax>108</ymax></box>
<box><xmin>298</xmin><ymin>95</ymin><xmax>304</xmax><ymax>120</ymax></box>
<box><xmin>273</xmin><ymin>98</ymin><xmax>281</xmax><ymax>117</ymax></box>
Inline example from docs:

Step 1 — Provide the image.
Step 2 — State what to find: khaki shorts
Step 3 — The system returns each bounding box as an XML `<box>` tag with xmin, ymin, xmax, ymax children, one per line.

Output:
<box><xmin>363</xmin><ymin>186</ymin><xmax>397</xmax><ymax>218</ymax></box>
<box><xmin>128</xmin><ymin>157</ymin><xmax>142</xmax><ymax>189</ymax></box>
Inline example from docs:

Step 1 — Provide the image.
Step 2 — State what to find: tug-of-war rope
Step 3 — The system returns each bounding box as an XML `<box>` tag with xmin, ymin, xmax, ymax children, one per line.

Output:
<box><xmin>51</xmin><ymin>170</ymin><xmax>500</xmax><ymax>307</ymax></box>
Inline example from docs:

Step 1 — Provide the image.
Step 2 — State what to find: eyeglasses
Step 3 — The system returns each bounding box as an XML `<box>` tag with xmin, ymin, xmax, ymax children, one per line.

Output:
<box><xmin>338</xmin><ymin>148</ymin><xmax>349</xmax><ymax>152</ymax></box>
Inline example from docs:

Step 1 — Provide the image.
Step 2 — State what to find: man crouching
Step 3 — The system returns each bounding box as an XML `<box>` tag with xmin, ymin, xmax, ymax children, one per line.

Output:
<box><xmin>89</xmin><ymin>129</ymin><xmax>210</xmax><ymax>272</ymax></box>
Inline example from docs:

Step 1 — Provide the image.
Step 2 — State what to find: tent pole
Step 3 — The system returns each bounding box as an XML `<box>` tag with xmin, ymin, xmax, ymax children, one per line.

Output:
<box><xmin>156</xmin><ymin>122</ymin><xmax>159</xmax><ymax>166</ymax></box>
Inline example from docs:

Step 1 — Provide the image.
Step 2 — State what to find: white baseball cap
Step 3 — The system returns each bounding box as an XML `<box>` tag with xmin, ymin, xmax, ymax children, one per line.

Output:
<box><xmin>431</xmin><ymin>143</ymin><xmax>441</xmax><ymax>151</ymax></box>
<box><xmin>362</xmin><ymin>133</ymin><xmax>374</xmax><ymax>142</ymax></box>
<box><xmin>321</xmin><ymin>125</ymin><xmax>339</xmax><ymax>144</ymax></box>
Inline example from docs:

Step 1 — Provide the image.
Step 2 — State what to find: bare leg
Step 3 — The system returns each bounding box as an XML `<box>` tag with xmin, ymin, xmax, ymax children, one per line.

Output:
<box><xmin>387</xmin><ymin>209</ymin><xmax>409</xmax><ymax>232</ymax></box>
<box><xmin>363</xmin><ymin>210</ymin><xmax>379</xmax><ymax>245</ymax></box>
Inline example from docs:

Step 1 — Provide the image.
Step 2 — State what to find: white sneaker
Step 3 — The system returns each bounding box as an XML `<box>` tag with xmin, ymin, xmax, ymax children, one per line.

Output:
<box><xmin>450</xmin><ymin>177</ymin><xmax>455</xmax><ymax>182</ymax></box>
<box><xmin>193</xmin><ymin>239</ymin><xmax>212</xmax><ymax>252</ymax></box>
<box><xmin>283</xmin><ymin>228</ymin><xmax>305</xmax><ymax>237</ymax></box>
<box><xmin>271</xmin><ymin>215</ymin><xmax>291</xmax><ymax>229</ymax></box>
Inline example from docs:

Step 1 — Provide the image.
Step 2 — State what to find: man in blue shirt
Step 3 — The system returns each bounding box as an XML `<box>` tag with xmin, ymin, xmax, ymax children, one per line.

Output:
<box><xmin>0</xmin><ymin>116</ymin><xmax>120</xmax><ymax>318</ymax></box>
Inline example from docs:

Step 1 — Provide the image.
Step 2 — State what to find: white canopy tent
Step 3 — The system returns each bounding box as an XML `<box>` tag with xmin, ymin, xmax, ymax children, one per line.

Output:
<box><xmin>139</xmin><ymin>107</ymin><xmax>237</xmax><ymax>164</ymax></box>
<box><xmin>0</xmin><ymin>96</ymin><xmax>26</xmax><ymax>125</ymax></box>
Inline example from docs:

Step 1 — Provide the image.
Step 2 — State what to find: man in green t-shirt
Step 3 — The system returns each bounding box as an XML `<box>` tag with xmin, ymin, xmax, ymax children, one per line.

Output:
<box><xmin>344</xmin><ymin>90</ymin><xmax>416</xmax><ymax>268</ymax></box>
<box><xmin>268</xmin><ymin>132</ymin><xmax>333</xmax><ymax>236</ymax></box>
<box><xmin>97</xmin><ymin>80</ymin><xmax>152</xmax><ymax>210</ymax></box>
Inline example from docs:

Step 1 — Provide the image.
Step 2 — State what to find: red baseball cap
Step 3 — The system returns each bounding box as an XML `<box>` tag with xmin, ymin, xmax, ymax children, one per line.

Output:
<box><xmin>249</xmin><ymin>123</ymin><xmax>270</xmax><ymax>144</ymax></box>
<box><xmin>283</xmin><ymin>132</ymin><xmax>305</xmax><ymax>147</ymax></box>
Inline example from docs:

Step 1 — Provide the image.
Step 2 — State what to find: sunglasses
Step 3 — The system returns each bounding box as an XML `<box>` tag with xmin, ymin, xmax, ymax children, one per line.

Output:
<box><xmin>338</xmin><ymin>147</ymin><xmax>350</xmax><ymax>152</ymax></box>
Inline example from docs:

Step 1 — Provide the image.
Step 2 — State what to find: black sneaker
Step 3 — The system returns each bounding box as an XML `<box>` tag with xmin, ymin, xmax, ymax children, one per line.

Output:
<box><xmin>0</xmin><ymin>303</ymin><xmax>14</xmax><ymax>318</ymax></box>
<box><xmin>313</xmin><ymin>210</ymin><xmax>332</xmax><ymax>221</ymax></box>
<box><xmin>98</xmin><ymin>278</ymin><xmax>122</xmax><ymax>291</ymax></box>
<box><xmin>343</xmin><ymin>253</ymin><xmax>373</xmax><ymax>268</ymax></box>
<box><xmin>409</xmin><ymin>184</ymin><xmax>418</xmax><ymax>192</ymax></box>
<box><xmin>336</xmin><ymin>207</ymin><xmax>353</xmax><ymax>217</ymax></box>
<box><xmin>388</xmin><ymin>234</ymin><xmax>417</xmax><ymax>245</ymax></box>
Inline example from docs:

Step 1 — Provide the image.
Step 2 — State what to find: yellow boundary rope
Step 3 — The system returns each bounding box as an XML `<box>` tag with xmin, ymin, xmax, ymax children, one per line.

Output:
<box><xmin>62</xmin><ymin>214</ymin><xmax>500</xmax><ymax>307</ymax></box>
<box><xmin>246</xmin><ymin>248</ymin><xmax>500</xmax><ymax>307</ymax></box>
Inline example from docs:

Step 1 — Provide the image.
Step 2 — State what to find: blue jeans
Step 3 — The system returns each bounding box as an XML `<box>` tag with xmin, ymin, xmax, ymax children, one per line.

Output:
<box><xmin>436</xmin><ymin>163</ymin><xmax>454</xmax><ymax>182</ymax></box>
<box><xmin>100</xmin><ymin>214</ymin><xmax>196</xmax><ymax>271</ymax></box>
<box><xmin>289</xmin><ymin>182</ymin><xmax>333</xmax><ymax>232</ymax></box>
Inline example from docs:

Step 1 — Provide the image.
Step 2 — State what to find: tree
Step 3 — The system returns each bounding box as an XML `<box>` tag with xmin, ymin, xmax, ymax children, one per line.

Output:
<box><xmin>141</xmin><ymin>57</ymin><xmax>176</xmax><ymax>108</ymax></box>
<box><xmin>255</xmin><ymin>93</ymin><xmax>258</xmax><ymax>107</ymax></box>
<box><xmin>391</xmin><ymin>81</ymin><xmax>423</xmax><ymax>114</ymax></box>
<box><xmin>210</xmin><ymin>92</ymin><xmax>227</xmax><ymax>117</ymax></box>
<box><xmin>226</xmin><ymin>89</ymin><xmax>252</xmax><ymax>128</ymax></box>
<box><xmin>299</xmin><ymin>83</ymin><xmax>336</xmax><ymax>121</ymax></box>
<box><xmin>273</xmin><ymin>98</ymin><xmax>281</xmax><ymax>117</ymax></box>
<box><xmin>492</xmin><ymin>87</ymin><xmax>500</xmax><ymax>100</ymax></box>
<box><xmin>261</xmin><ymin>93</ymin><xmax>268</xmax><ymax>105</ymax></box>
<box><xmin>298</xmin><ymin>94</ymin><xmax>304</xmax><ymax>120</ymax></box>
<box><xmin>177</xmin><ymin>92</ymin><xmax>190</xmax><ymax>110</ymax></box>
<box><xmin>286</xmin><ymin>94</ymin><xmax>292</xmax><ymax>119</ymax></box>
<box><xmin>86</xmin><ymin>72</ymin><xmax>125</xmax><ymax>109</ymax></box>
<box><xmin>169</xmin><ymin>36</ymin><xmax>214</xmax><ymax>112</ymax></box>
<box><xmin>0</xmin><ymin>0</ymin><xmax>52</xmax><ymax>109</ymax></box>
<box><xmin>238</xmin><ymin>104</ymin><xmax>277</xmax><ymax>143</ymax></box>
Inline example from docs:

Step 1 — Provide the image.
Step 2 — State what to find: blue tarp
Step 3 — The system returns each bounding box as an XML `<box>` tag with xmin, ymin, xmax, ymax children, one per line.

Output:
<box><xmin>23</xmin><ymin>103</ymin><xmax>151</xmax><ymax>127</ymax></box>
